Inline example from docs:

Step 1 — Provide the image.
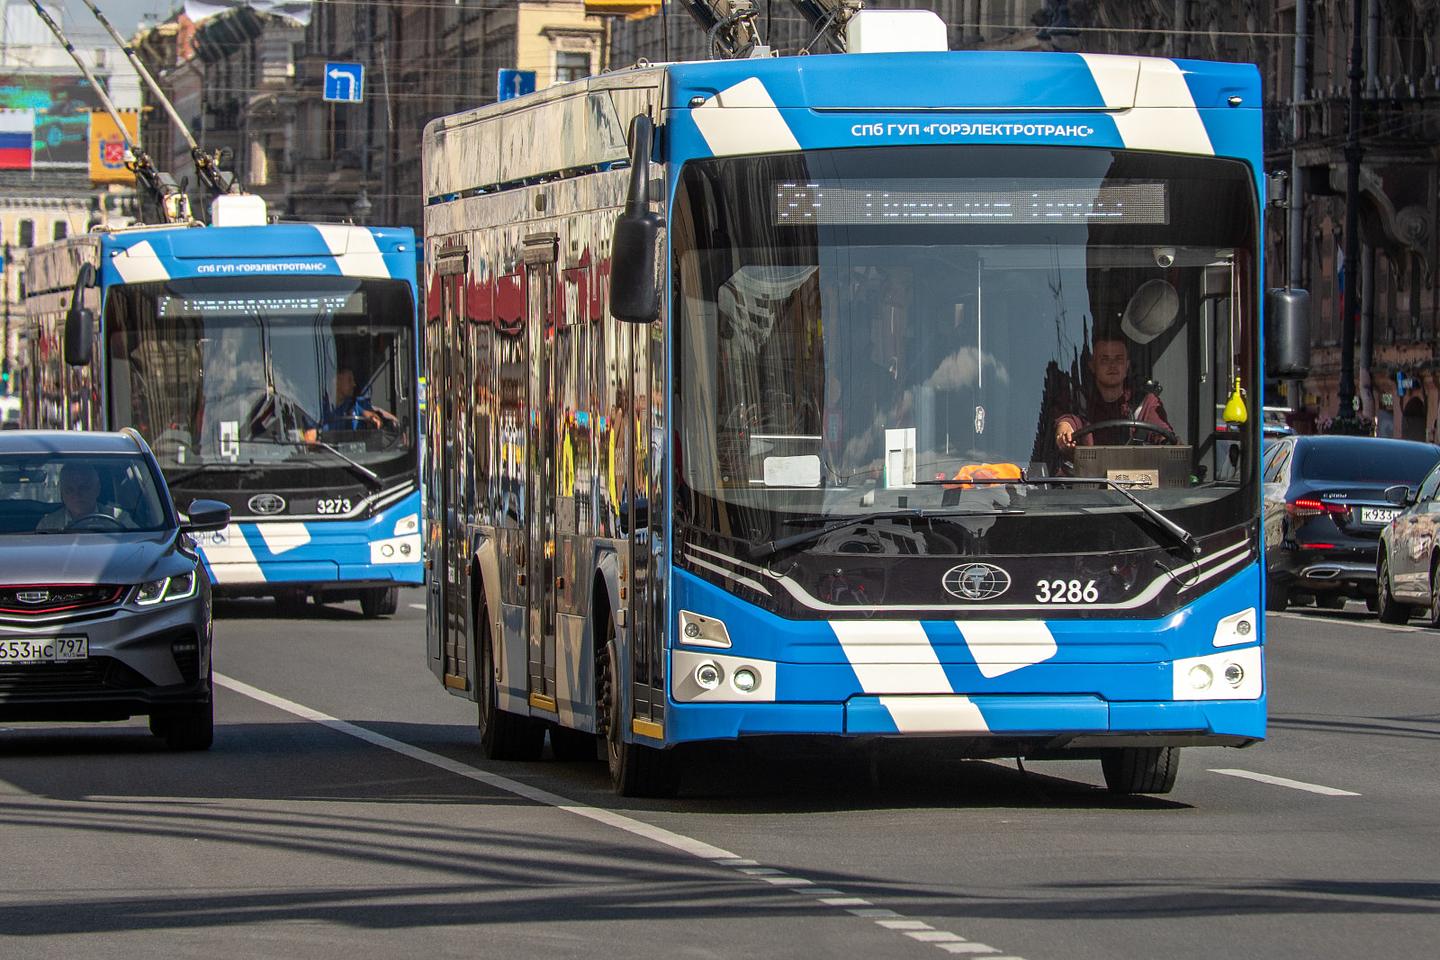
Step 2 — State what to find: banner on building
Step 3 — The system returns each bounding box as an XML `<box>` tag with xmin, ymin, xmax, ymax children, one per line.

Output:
<box><xmin>89</xmin><ymin>111</ymin><xmax>138</xmax><ymax>184</ymax></box>
<box><xmin>0</xmin><ymin>108</ymin><xmax>34</xmax><ymax>170</ymax></box>
<box><xmin>0</xmin><ymin>74</ymin><xmax>107</xmax><ymax>169</ymax></box>
<box><xmin>184</xmin><ymin>1</ymin><xmax>312</xmax><ymax>25</ymax></box>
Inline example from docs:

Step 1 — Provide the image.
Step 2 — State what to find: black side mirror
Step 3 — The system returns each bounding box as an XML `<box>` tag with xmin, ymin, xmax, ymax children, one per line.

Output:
<box><xmin>182</xmin><ymin>498</ymin><xmax>231</xmax><ymax>533</ymax></box>
<box><xmin>609</xmin><ymin>114</ymin><xmax>663</xmax><ymax>324</ymax></box>
<box><xmin>1265</xmin><ymin>288</ymin><xmax>1311</xmax><ymax>379</ymax></box>
<box><xmin>64</xmin><ymin>262</ymin><xmax>96</xmax><ymax>367</ymax></box>
<box><xmin>1384</xmin><ymin>484</ymin><xmax>1415</xmax><ymax>507</ymax></box>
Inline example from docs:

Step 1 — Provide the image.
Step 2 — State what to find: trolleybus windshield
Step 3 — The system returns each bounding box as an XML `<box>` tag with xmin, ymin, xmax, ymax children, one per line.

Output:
<box><xmin>673</xmin><ymin>145</ymin><xmax>1259</xmax><ymax>557</ymax></box>
<box><xmin>103</xmin><ymin>275</ymin><xmax>417</xmax><ymax>490</ymax></box>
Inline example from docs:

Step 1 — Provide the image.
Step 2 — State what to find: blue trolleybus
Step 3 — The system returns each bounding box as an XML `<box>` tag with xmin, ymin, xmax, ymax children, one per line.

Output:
<box><xmin>22</xmin><ymin>208</ymin><xmax>423</xmax><ymax>616</ymax></box>
<box><xmin>422</xmin><ymin>31</ymin><xmax>1304</xmax><ymax>794</ymax></box>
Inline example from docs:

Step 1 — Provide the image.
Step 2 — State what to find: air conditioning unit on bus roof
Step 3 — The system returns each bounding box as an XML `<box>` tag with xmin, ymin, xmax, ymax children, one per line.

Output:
<box><xmin>846</xmin><ymin>9</ymin><xmax>948</xmax><ymax>54</ymax></box>
<box><xmin>211</xmin><ymin>193</ymin><xmax>268</xmax><ymax>228</ymax></box>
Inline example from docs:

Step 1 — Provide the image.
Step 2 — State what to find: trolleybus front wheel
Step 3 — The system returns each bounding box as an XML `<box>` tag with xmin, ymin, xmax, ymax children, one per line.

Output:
<box><xmin>599</xmin><ymin>620</ymin><xmax>678</xmax><ymax>798</ymax></box>
<box><xmin>360</xmin><ymin>586</ymin><xmax>399</xmax><ymax>618</ymax></box>
<box><xmin>1100</xmin><ymin>746</ymin><xmax>1180</xmax><ymax>795</ymax></box>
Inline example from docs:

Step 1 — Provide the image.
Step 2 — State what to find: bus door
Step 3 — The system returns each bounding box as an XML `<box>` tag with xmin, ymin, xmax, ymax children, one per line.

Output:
<box><xmin>523</xmin><ymin>234</ymin><xmax>559</xmax><ymax>712</ymax></box>
<box><xmin>628</xmin><ymin>322</ymin><xmax>665</xmax><ymax>734</ymax></box>
<box><xmin>434</xmin><ymin>252</ymin><xmax>469</xmax><ymax>692</ymax></box>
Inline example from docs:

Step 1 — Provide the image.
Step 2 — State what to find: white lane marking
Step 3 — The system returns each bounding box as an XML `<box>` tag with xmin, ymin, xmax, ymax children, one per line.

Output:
<box><xmin>214</xmin><ymin>673</ymin><xmax>735</xmax><ymax>859</ymax></box>
<box><xmin>1270</xmin><ymin>611</ymin><xmax>1421</xmax><ymax>634</ymax></box>
<box><xmin>216</xmin><ymin>673</ymin><xmax>1030</xmax><ymax>958</ymax></box>
<box><xmin>408</xmin><ymin>603</ymin><xmax>427</xmax><ymax>610</ymax></box>
<box><xmin>1208</xmin><ymin>768</ymin><xmax>1362</xmax><ymax>796</ymax></box>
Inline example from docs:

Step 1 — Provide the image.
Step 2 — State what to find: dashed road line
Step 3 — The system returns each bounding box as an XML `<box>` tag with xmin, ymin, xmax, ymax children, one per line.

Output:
<box><xmin>1209</xmin><ymin>768</ymin><xmax>1361</xmax><ymax>796</ymax></box>
<box><xmin>216</xmin><ymin>673</ymin><xmax>1029</xmax><ymax>959</ymax></box>
<box><xmin>407</xmin><ymin>602</ymin><xmax>427</xmax><ymax>611</ymax></box>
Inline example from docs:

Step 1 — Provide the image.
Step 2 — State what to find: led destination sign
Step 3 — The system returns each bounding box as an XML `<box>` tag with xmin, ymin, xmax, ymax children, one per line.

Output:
<box><xmin>774</xmin><ymin>180</ymin><xmax>1168</xmax><ymax>226</ymax></box>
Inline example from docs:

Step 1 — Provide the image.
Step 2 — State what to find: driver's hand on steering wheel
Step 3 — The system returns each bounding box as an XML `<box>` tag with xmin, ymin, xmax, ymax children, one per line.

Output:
<box><xmin>1055</xmin><ymin>421</ymin><xmax>1077</xmax><ymax>452</ymax></box>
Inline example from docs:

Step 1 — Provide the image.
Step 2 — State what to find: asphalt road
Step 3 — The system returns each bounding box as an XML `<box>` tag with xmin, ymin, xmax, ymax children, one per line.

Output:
<box><xmin>1</xmin><ymin>591</ymin><xmax>1436</xmax><ymax>959</ymax></box>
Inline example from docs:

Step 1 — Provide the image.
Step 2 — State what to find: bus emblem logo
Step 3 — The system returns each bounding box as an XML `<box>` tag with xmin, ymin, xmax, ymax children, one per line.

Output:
<box><xmin>248</xmin><ymin>494</ymin><xmax>286</xmax><ymax>515</ymax></box>
<box><xmin>942</xmin><ymin>563</ymin><xmax>1010</xmax><ymax>601</ymax></box>
<box><xmin>17</xmin><ymin>590</ymin><xmax>50</xmax><ymax>604</ymax></box>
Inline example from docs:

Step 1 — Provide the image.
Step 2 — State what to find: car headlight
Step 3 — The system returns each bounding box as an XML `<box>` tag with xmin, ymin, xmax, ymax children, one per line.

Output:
<box><xmin>135</xmin><ymin>570</ymin><xmax>198</xmax><ymax>606</ymax></box>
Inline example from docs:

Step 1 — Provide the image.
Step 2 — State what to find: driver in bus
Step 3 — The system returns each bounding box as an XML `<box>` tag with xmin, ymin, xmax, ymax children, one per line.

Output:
<box><xmin>1053</xmin><ymin>329</ymin><xmax>1173</xmax><ymax>453</ymax></box>
<box><xmin>304</xmin><ymin>368</ymin><xmax>398</xmax><ymax>442</ymax></box>
<box><xmin>35</xmin><ymin>462</ymin><xmax>135</xmax><ymax>532</ymax></box>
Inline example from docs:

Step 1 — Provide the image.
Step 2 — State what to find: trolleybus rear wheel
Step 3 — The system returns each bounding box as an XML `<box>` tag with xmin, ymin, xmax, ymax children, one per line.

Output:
<box><xmin>598</xmin><ymin>619</ymin><xmax>678</xmax><ymax>798</ymax></box>
<box><xmin>1100</xmin><ymin>746</ymin><xmax>1179</xmax><ymax>795</ymax></box>
<box><xmin>477</xmin><ymin>600</ymin><xmax>543</xmax><ymax>761</ymax></box>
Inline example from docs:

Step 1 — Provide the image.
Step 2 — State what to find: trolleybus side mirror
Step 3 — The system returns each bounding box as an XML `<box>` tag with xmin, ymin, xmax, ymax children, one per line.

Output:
<box><xmin>610</xmin><ymin>114</ymin><xmax>663</xmax><ymax>324</ymax></box>
<box><xmin>1265</xmin><ymin>287</ymin><xmax>1310</xmax><ymax>379</ymax></box>
<box><xmin>181</xmin><ymin>498</ymin><xmax>231</xmax><ymax>534</ymax></box>
<box><xmin>64</xmin><ymin>262</ymin><xmax>97</xmax><ymax>367</ymax></box>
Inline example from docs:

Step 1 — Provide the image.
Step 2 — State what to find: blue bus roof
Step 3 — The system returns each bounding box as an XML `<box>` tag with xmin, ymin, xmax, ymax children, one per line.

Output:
<box><xmin>98</xmin><ymin>223</ymin><xmax>419</xmax><ymax>287</ymax></box>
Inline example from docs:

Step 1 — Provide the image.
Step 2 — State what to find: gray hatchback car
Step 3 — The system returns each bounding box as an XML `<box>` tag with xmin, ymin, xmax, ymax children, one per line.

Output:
<box><xmin>0</xmin><ymin>430</ymin><xmax>229</xmax><ymax>748</ymax></box>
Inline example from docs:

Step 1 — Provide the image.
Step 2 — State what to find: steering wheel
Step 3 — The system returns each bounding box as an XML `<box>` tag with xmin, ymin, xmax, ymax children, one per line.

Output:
<box><xmin>67</xmin><ymin>512</ymin><xmax>126</xmax><ymax>531</ymax></box>
<box><xmin>1071</xmin><ymin>419</ymin><xmax>1179</xmax><ymax>446</ymax></box>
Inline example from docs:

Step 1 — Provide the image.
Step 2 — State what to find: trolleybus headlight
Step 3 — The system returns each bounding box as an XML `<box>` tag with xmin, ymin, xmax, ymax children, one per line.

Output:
<box><xmin>677</xmin><ymin>610</ymin><xmax>732</xmax><ymax>648</ymax></box>
<box><xmin>1223</xmin><ymin>662</ymin><xmax>1245</xmax><ymax>686</ymax></box>
<box><xmin>683</xmin><ymin>621</ymin><xmax>702</xmax><ymax>639</ymax></box>
<box><xmin>1236</xmin><ymin>619</ymin><xmax>1252</xmax><ymax>637</ymax></box>
<box><xmin>694</xmin><ymin>661</ymin><xmax>722</xmax><ymax>690</ymax></box>
<box><xmin>732</xmin><ymin>667</ymin><xmax>760</xmax><ymax>694</ymax></box>
<box><xmin>381</xmin><ymin>544</ymin><xmax>395</xmax><ymax>558</ymax></box>
<box><xmin>1188</xmin><ymin>664</ymin><xmax>1214</xmax><ymax>691</ymax></box>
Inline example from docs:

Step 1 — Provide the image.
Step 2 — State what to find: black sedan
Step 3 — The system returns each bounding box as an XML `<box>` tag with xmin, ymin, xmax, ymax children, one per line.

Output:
<box><xmin>0</xmin><ymin>430</ymin><xmax>229</xmax><ymax>748</ymax></box>
<box><xmin>1262</xmin><ymin>434</ymin><xmax>1440</xmax><ymax>612</ymax></box>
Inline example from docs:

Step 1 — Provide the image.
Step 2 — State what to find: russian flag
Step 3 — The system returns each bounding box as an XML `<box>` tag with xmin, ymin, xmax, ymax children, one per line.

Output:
<box><xmin>0</xmin><ymin>110</ymin><xmax>34</xmax><ymax>171</ymax></box>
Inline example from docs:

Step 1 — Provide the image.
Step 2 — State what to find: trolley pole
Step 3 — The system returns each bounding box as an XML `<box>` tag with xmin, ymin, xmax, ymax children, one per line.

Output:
<box><xmin>2</xmin><ymin>241</ymin><xmax>10</xmax><ymax>396</ymax></box>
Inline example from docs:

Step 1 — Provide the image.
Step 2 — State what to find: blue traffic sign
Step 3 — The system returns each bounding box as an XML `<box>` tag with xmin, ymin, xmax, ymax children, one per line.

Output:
<box><xmin>324</xmin><ymin>62</ymin><xmax>364</xmax><ymax>103</ymax></box>
<box><xmin>498</xmin><ymin>69</ymin><xmax>536</xmax><ymax>102</ymax></box>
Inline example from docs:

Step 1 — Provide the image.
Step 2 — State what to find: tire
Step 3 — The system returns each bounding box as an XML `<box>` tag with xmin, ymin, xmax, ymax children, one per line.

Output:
<box><xmin>598</xmin><ymin>622</ymin><xmax>678</xmax><ymax>798</ymax></box>
<box><xmin>1315</xmin><ymin>593</ymin><xmax>1346</xmax><ymax>611</ymax></box>
<box><xmin>477</xmin><ymin>600</ymin><xmax>543</xmax><ymax>761</ymax></box>
<box><xmin>1101</xmin><ymin>746</ymin><xmax>1179</xmax><ymax>795</ymax></box>
<box><xmin>359</xmin><ymin>586</ymin><xmax>399</xmax><ymax>618</ymax></box>
<box><xmin>1425</xmin><ymin>563</ymin><xmax>1440</xmax><ymax>628</ymax></box>
<box><xmin>152</xmin><ymin>670</ymin><xmax>214</xmax><ymax>751</ymax></box>
<box><xmin>550</xmin><ymin>726</ymin><xmax>598</xmax><ymax>761</ymax></box>
<box><xmin>1265</xmin><ymin>577</ymin><xmax>1289</xmax><ymax>613</ymax></box>
<box><xmin>1376</xmin><ymin>554</ymin><xmax>1411</xmax><ymax>624</ymax></box>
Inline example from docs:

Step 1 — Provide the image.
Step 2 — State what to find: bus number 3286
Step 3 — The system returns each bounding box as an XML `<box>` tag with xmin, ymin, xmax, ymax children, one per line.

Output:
<box><xmin>1035</xmin><ymin>579</ymin><xmax>1099</xmax><ymax>603</ymax></box>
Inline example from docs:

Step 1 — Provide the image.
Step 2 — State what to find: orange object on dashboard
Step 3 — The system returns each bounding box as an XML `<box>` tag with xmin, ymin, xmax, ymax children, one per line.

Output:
<box><xmin>947</xmin><ymin>462</ymin><xmax>1022</xmax><ymax>489</ymax></box>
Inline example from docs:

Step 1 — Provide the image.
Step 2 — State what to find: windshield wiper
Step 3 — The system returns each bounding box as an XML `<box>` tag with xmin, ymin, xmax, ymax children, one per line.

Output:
<box><xmin>239</xmin><ymin>437</ymin><xmax>384</xmax><ymax>491</ymax></box>
<box><xmin>918</xmin><ymin>475</ymin><xmax>1201</xmax><ymax>556</ymax></box>
<box><xmin>750</xmin><ymin>506</ymin><xmax>1022</xmax><ymax>562</ymax></box>
<box><xmin>303</xmin><ymin>440</ymin><xmax>383</xmax><ymax>491</ymax></box>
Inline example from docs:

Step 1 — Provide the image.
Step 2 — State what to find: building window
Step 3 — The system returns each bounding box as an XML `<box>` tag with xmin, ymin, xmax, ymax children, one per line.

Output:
<box><xmin>17</xmin><ymin>219</ymin><xmax>33</xmax><ymax>247</ymax></box>
<box><xmin>555</xmin><ymin>51</ymin><xmax>591</xmax><ymax>84</ymax></box>
<box><xmin>53</xmin><ymin>221</ymin><xmax>68</xmax><ymax>241</ymax></box>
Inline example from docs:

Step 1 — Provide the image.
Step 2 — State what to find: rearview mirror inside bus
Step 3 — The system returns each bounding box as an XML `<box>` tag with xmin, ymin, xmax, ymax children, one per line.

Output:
<box><xmin>610</xmin><ymin>114</ymin><xmax>663</xmax><ymax>324</ymax></box>
<box><xmin>1265</xmin><ymin>287</ymin><xmax>1311</xmax><ymax>379</ymax></box>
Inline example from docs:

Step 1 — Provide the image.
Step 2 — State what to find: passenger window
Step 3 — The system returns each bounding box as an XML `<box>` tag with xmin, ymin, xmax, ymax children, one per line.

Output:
<box><xmin>1418</xmin><ymin>467</ymin><xmax>1440</xmax><ymax>503</ymax></box>
<box><xmin>1263</xmin><ymin>443</ymin><xmax>1291</xmax><ymax>483</ymax></box>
